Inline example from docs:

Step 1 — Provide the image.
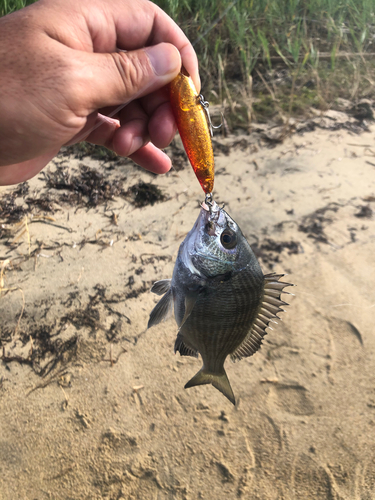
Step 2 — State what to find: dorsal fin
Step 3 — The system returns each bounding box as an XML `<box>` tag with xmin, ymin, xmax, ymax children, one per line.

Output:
<box><xmin>231</xmin><ymin>273</ymin><xmax>293</xmax><ymax>361</ymax></box>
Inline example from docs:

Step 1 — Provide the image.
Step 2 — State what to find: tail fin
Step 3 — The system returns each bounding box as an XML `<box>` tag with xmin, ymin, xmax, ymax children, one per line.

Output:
<box><xmin>184</xmin><ymin>368</ymin><xmax>235</xmax><ymax>405</ymax></box>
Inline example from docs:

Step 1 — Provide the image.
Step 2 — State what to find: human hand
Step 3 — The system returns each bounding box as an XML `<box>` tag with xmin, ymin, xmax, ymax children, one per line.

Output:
<box><xmin>0</xmin><ymin>0</ymin><xmax>199</xmax><ymax>185</ymax></box>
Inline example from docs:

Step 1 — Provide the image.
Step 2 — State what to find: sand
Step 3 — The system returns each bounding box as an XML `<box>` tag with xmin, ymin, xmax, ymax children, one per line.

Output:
<box><xmin>1</xmin><ymin>123</ymin><xmax>375</xmax><ymax>500</ymax></box>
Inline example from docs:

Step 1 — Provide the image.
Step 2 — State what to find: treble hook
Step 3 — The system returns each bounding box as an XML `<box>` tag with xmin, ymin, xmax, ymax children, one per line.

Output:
<box><xmin>204</xmin><ymin>192</ymin><xmax>215</xmax><ymax>215</ymax></box>
<box><xmin>198</xmin><ymin>94</ymin><xmax>223</xmax><ymax>138</ymax></box>
<box><xmin>205</xmin><ymin>193</ymin><xmax>221</xmax><ymax>222</ymax></box>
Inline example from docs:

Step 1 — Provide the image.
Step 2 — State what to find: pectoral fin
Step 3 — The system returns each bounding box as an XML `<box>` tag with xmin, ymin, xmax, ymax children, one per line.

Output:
<box><xmin>184</xmin><ymin>368</ymin><xmax>235</xmax><ymax>405</ymax></box>
<box><xmin>178</xmin><ymin>293</ymin><xmax>198</xmax><ymax>330</ymax></box>
<box><xmin>150</xmin><ymin>279</ymin><xmax>171</xmax><ymax>296</ymax></box>
<box><xmin>147</xmin><ymin>288</ymin><xmax>173</xmax><ymax>329</ymax></box>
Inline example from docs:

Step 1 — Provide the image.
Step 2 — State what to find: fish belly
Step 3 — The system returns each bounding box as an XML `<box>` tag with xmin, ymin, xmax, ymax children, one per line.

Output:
<box><xmin>180</xmin><ymin>274</ymin><xmax>263</xmax><ymax>371</ymax></box>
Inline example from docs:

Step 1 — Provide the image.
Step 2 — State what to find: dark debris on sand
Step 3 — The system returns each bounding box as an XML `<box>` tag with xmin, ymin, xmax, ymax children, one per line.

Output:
<box><xmin>1</xmin><ymin>321</ymin><xmax>78</xmax><ymax>378</ymax></box>
<box><xmin>0</xmin><ymin>182</ymin><xmax>29</xmax><ymax>224</ymax></box>
<box><xmin>354</xmin><ymin>205</ymin><xmax>373</xmax><ymax>218</ymax></box>
<box><xmin>42</xmin><ymin>164</ymin><xmax>125</xmax><ymax>207</ymax></box>
<box><xmin>59</xmin><ymin>143</ymin><xmax>121</xmax><ymax>162</ymax></box>
<box><xmin>0</xmin><ymin>162</ymin><xmax>168</xmax><ymax>238</ymax></box>
<box><xmin>43</xmin><ymin>166</ymin><xmax>166</xmax><ymax>209</ymax></box>
<box><xmin>124</xmin><ymin>181</ymin><xmax>166</xmax><ymax>208</ymax></box>
<box><xmin>252</xmin><ymin>238</ymin><xmax>302</xmax><ymax>265</ymax></box>
<box><xmin>298</xmin><ymin>203</ymin><xmax>341</xmax><ymax>243</ymax></box>
<box><xmin>0</xmin><ymin>285</ymin><xmax>134</xmax><ymax>377</ymax></box>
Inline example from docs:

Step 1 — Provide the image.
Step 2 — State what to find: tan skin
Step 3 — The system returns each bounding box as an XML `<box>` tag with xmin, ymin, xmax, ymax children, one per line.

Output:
<box><xmin>0</xmin><ymin>0</ymin><xmax>200</xmax><ymax>185</ymax></box>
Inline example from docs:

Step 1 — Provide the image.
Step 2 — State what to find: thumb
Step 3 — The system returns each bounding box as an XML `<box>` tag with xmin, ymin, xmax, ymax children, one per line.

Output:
<box><xmin>82</xmin><ymin>42</ymin><xmax>182</xmax><ymax>111</ymax></box>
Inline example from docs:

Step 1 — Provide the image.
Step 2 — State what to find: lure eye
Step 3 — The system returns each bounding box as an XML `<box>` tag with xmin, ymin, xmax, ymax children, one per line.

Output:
<box><xmin>220</xmin><ymin>229</ymin><xmax>237</xmax><ymax>249</ymax></box>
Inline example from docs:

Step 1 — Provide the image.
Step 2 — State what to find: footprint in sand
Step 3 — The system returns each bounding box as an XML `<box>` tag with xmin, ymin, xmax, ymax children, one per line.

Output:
<box><xmin>362</xmin><ymin>454</ymin><xmax>375</xmax><ymax>499</ymax></box>
<box><xmin>290</xmin><ymin>453</ymin><xmax>334</xmax><ymax>499</ymax></box>
<box><xmin>327</xmin><ymin>317</ymin><xmax>365</xmax><ymax>369</ymax></box>
<box><xmin>246</xmin><ymin>413</ymin><xmax>283</xmax><ymax>471</ymax></box>
<box><xmin>268</xmin><ymin>383</ymin><xmax>315</xmax><ymax>416</ymax></box>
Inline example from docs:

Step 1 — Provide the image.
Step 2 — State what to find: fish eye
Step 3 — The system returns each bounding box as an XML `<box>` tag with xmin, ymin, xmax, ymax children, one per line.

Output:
<box><xmin>220</xmin><ymin>229</ymin><xmax>237</xmax><ymax>249</ymax></box>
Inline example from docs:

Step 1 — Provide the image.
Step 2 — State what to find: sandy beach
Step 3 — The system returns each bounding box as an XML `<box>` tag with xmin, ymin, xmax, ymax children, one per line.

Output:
<box><xmin>1</xmin><ymin>122</ymin><xmax>375</xmax><ymax>499</ymax></box>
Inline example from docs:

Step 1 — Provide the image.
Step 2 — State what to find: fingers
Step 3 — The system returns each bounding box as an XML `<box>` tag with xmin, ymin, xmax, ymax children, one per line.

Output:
<box><xmin>129</xmin><ymin>143</ymin><xmax>172</xmax><ymax>174</ymax></box>
<box><xmin>64</xmin><ymin>112</ymin><xmax>120</xmax><ymax>147</ymax></box>
<box><xmin>148</xmin><ymin>101</ymin><xmax>177</xmax><ymax>149</ymax></box>
<box><xmin>111</xmin><ymin>101</ymin><xmax>149</xmax><ymax>157</ymax></box>
<box><xmin>78</xmin><ymin>43</ymin><xmax>181</xmax><ymax>113</ymax></box>
<box><xmin>79</xmin><ymin>90</ymin><xmax>177</xmax><ymax>156</ymax></box>
<box><xmin>0</xmin><ymin>0</ymin><xmax>196</xmax><ymax>180</ymax></box>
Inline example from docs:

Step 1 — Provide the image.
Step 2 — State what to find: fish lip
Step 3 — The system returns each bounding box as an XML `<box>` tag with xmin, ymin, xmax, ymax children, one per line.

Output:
<box><xmin>196</xmin><ymin>201</ymin><xmax>226</xmax><ymax>233</ymax></box>
<box><xmin>184</xmin><ymin>202</ymin><xmax>231</xmax><ymax>268</ymax></box>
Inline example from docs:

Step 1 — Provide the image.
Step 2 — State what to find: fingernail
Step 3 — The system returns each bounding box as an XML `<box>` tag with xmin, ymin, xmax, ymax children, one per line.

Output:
<box><xmin>145</xmin><ymin>44</ymin><xmax>180</xmax><ymax>76</ymax></box>
<box><xmin>129</xmin><ymin>136</ymin><xmax>144</xmax><ymax>156</ymax></box>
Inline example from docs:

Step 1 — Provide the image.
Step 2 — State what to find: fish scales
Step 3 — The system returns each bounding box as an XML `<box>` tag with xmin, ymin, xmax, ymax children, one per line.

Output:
<box><xmin>181</xmin><ymin>275</ymin><xmax>262</xmax><ymax>362</ymax></box>
<box><xmin>148</xmin><ymin>201</ymin><xmax>292</xmax><ymax>404</ymax></box>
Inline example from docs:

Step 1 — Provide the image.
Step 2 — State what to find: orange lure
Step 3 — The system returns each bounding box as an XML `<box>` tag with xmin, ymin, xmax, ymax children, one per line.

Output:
<box><xmin>168</xmin><ymin>71</ymin><xmax>214</xmax><ymax>194</ymax></box>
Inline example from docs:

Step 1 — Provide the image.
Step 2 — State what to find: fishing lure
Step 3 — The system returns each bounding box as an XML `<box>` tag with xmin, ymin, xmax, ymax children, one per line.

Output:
<box><xmin>168</xmin><ymin>70</ymin><xmax>215</xmax><ymax>194</ymax></box>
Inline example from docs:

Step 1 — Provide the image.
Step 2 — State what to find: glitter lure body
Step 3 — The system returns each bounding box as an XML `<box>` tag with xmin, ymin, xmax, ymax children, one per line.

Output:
<box><xmin>168</xmin><ymin>72</ymin><xmax>215</xmax><ymax>194</ymax></box>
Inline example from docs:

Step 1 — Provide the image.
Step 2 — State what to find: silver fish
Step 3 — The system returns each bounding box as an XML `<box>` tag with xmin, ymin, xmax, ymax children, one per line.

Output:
<box><xmin>148</xmin><ymin>201</ymin><xmax>292</xmax><ymax>404</ymax></box>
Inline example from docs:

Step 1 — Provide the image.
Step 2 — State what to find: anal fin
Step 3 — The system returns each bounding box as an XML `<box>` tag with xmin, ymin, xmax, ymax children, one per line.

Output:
<box><xmin>174</xmin><ymin>334</ymin><xmax>198</xmax><ymax>358</ymax></box>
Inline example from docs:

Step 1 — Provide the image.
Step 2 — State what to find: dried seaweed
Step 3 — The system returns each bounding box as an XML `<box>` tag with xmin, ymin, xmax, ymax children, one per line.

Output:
<box><xmin>298</xmin><ymin>203</ymin><xmax>341</xmax><ymax>243</ymax></box>
<box><xmin>42</xmin><ymin>164</ymin><xmax>125</xmax><ymax>207</ymax></box>
<box><xmin>252</xmin><ymin>238</ymin><xmax>302</xmax><ymax>264</ymax></box>
<box><xmin>25</xmin><ymin>194</ymin><xmax>56</xmax><ymax>213</ymax></box>
<box><xmin>0</xmin><ymin>187</ymin><xmax>28</xmax><ymax>224</ymax></box>
<box><xmin>125</xmin><ymin>181</ymin><xmax>166</xmax><ymax>208</ymax></box>
<box><xmin>0</xmin><ymin>284</ymin><xmax>134</xmax><ymax>376</ymax></box>
<box><xmin>354</xmin><ymin>205</ymin><xmax>372</xmax><ymax>218</ymax></box>
<box><xmin>59</xmin><ymin>142</ymin><xmax>120</xmax><ymax>162</ymax></box>
<box><xmin>0</xmin><ymin>322</ymin><xmax>78</xmax><ymax>378</ymax></box>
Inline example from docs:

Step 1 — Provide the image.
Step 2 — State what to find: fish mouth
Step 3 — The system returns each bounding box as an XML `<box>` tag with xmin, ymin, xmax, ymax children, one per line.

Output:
<box><xmin>198</xmin><ymin>201</ymin><xmax>226</xmax><ymax>231</ymax></box>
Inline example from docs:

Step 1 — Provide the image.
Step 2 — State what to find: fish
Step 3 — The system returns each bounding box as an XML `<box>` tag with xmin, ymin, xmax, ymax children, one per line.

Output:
<box><xmin>168</xmin><ymin>69</ymin><xmax>215</xmax><ymax>194</ymax></box>
<box><xmin>148</xmin><ymin>201</ymin><xmax>292</xmax><ymax>404</ymax></box>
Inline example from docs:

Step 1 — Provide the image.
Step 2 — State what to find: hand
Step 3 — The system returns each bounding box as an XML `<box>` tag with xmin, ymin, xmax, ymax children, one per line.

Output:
<box><xmin>0</xmin><ymin>0</ymin><xmax>199</xmax><ymax>185</ymax></box>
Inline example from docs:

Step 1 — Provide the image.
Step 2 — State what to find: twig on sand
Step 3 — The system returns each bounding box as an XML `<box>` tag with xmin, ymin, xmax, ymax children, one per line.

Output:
<box><xmin>0</xmin><ymin>259</ymin><xmax>25</xmax><ymax>335</ymax></box>
<box><xmin>26</xmin><ymin>368</ymin><xmax>69</xmax><ymax>396</ymax></box>
<box><xmin>102</xmin><ymin>345</ymin><xmax>127</xmax><ymax>366</ymax></box>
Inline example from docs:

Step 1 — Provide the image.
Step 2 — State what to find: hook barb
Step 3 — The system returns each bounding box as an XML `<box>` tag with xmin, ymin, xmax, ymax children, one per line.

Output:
<box><xmin>198</xmin><ymin>94</ymin><xmax>223</xmax><ymax>138</ymax></box>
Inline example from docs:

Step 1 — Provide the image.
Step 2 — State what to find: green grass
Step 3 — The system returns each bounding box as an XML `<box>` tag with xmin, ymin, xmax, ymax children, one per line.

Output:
<box><xmin>2</xmin><ymin>0</ymin><xmax>375</xmax><ymax>126</ymax></box>
<box><xmin>0</xmin><ymin>0</ymin><xmax>34</xmax><ymax>16</ymax></box>
<box><xmin>154</xmin><ymin>0</ymin><xmax>375</xmax><ymax>127</ymax></box>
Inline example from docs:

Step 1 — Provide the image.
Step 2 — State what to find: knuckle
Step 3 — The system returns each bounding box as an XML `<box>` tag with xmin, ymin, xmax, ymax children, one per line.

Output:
<box><xmin>111</xmin><ymin>51</ymin><xmax>151</xmax><ymax>95</ymax></box>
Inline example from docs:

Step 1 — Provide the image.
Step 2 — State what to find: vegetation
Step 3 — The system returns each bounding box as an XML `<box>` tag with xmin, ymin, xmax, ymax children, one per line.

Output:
<box><xmin>2</xmin><ymin>0</ymin><xmax>375</xmax><ymax>126</ymax></box>
<box><xmin>155</xmin><ymin>0</ymin><xmax>375</xmax><ymax>126</ymax></box>
<box><xmin>0</xmin><ymin>0</ymin><xmax>33</xmax><ymax>16</ymax></box>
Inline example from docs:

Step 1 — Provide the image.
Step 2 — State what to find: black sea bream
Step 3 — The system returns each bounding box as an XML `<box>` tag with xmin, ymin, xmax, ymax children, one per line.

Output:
<box><xmin>148</xmin><ymin>201</ymin><xmax>292</xmax><ymax>404</ymax></box>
